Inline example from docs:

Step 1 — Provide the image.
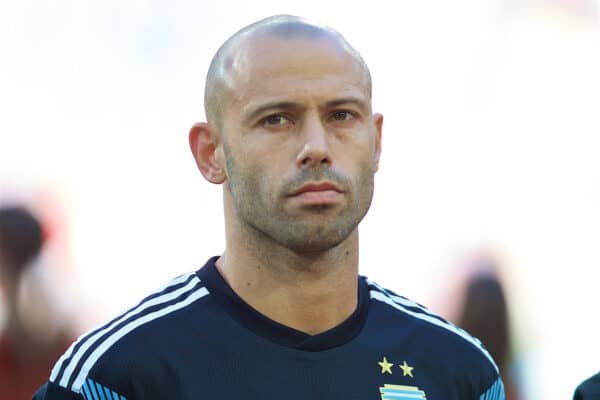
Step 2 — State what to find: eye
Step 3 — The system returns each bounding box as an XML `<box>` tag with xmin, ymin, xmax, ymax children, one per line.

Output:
<box><xmin>330</xmin><ymin>110</ymin><xmax>356</xmax><ymax>122</ymax></box>
<box><xmin>262</xmin><ymin>114</ymin><xmax>293</xmax><ymax>127</ymax></box>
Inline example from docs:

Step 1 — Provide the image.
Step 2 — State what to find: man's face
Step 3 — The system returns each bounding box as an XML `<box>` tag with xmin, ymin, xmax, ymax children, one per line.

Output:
<box><xmin>219</xmin><ymin>35</ymin><xmax>382</xmax><ymax>253</ymax></box>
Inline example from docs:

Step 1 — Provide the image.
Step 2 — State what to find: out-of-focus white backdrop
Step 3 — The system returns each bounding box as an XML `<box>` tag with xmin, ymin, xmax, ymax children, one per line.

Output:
<box><xmin>1</xmin><ymin>1</ymin><xmax>599</xmax><ymax>398</ymax></box>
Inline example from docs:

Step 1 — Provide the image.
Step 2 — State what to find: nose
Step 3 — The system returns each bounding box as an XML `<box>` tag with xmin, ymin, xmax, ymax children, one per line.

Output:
<box><xmin>296</xmin><ymin>117</ymin><xmax>331</xmax><ymax>168</ymax></box>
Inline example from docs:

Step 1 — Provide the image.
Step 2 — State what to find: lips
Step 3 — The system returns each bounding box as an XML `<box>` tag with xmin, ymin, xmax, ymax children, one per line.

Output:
<box><xmin>287</xmin><ymin>182</ymin><xmax>344</xmax><ymax>205</ymax></box>
<box><xmin>288</xmin><ymin>182</ymin><xmax>343</xmax><ymax>197</ymax></box>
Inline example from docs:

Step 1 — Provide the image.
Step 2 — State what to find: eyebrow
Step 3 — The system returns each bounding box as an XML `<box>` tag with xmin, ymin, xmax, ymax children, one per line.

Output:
<box><xmin>244</xmin><ymin>96</ymin><xmax>370</xmax><ymax>124</ymax></box>
<box><xmin>323</xmin><ymin>97</ymin><xmax>370</xmax><ymax>113</ymax></box>
<box><xmin>244</xmin><ymin>101</ymin><xmax>303</xmax><ymax>124</ymax></box>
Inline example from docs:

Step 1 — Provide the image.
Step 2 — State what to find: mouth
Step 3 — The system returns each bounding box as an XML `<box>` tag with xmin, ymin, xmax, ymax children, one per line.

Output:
<box><xmin>289</xmin><ymin>182</ymin><xmax>343</xmax><ymax>196</ymax></box>
<box><xmin>287</xmin><ymin>182</ymin><xmax>344</xmax><ymax>205</ymax></box>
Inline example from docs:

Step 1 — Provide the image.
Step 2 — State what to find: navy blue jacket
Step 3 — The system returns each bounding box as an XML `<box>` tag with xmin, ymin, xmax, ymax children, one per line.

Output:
<box><xmin>34</xmin><ymin>257</ymin><xmax>505</xmax><ymax>399</ymax></box>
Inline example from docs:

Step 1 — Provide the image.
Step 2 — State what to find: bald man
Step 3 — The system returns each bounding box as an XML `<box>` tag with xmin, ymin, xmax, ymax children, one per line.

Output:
<box><xmin>34</xmin><ymin>16</ymin><xmax>505</xmax><ymax>400</ymax></box>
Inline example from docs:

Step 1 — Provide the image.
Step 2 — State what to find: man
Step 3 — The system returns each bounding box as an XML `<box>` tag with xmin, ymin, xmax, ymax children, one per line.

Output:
<box><xmin>34</xmin><ymin>15</ymin><xmax>505</xmax><ymax>399</ymax></box>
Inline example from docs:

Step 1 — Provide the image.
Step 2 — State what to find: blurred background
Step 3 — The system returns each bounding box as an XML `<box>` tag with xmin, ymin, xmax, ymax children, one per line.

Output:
<box><xmin>1</xmin><ymin>0</ymin><xmax>599</xmax><ymax>398</ymax></box>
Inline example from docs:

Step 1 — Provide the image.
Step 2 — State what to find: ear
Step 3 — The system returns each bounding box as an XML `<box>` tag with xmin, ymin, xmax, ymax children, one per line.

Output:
<box><xmin>189</xmin><ymin>122</ymin><xmax>226</xmax><ymax>184</ymax></box>
<box><xmin>372</xmin><ymin>113</ymin><xmax>383</xmax><ymax>172</ymax></box>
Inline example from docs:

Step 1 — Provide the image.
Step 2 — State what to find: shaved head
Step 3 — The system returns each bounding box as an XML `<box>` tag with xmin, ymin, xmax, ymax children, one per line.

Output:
<box><xmin>190</xmin><ymin>14</ymin><xmax>383</xmax><ymax>257</ymax></box>
<box><xmin>204</xmin><ymin>15</ymin><xmax>372</xmax><ymax>127</ymax></box>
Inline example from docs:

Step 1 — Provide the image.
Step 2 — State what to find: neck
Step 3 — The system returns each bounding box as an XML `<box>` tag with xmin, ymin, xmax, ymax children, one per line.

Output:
<box><xmin>218</xmin><ymin>200</ymin><xmax>360</xmax><ymax>335</ymax></box>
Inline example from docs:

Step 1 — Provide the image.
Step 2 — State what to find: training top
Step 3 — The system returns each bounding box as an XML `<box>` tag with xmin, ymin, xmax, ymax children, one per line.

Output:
<box><xmin>33</xmin><ymin>256</ymin><xmax>505</xmax><ymax>400</ymax></box>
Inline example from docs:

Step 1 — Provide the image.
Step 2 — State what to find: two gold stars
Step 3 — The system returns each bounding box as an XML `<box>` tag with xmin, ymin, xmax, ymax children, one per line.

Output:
<box><xmin>377</xmin><ymin>357</ymin><xmax>414</xmax><ymax>377</ymax></box>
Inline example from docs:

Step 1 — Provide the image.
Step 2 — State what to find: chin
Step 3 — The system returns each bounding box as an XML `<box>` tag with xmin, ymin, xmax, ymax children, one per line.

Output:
<box><xmin>279</xmin><ymin>229</ymin><xmax>353</xmax><ymax>254</ymax></box>
<box><xmin>249</xmin><ymin>209</ymin><xmax>364</xmax><ymax>253</ymax></box>
<box><xmin>290</xmin><ymin>241</ymin><xmax>344</xmax><ymax>254</ymax></box>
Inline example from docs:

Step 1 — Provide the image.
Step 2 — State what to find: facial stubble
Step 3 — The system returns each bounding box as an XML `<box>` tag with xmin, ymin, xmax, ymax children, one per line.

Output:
<box><xmin>223</xmin><ymin>141</ymin><xmax>376</xmax><ymax>254</ymax></box>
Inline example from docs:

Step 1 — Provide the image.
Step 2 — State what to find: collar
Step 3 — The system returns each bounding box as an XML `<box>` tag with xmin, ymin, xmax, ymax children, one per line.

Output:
<box><xmin>195</xmin><ymin>256</ymin><xmax>369</xmax><ymax>351</ymax></box>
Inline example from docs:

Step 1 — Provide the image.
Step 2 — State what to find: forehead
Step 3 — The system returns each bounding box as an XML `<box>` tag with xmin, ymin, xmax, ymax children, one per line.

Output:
<box><xmin>227</xmin><ymin>35</ymin><xmax>370</xmax><ymax>110</ymax></box>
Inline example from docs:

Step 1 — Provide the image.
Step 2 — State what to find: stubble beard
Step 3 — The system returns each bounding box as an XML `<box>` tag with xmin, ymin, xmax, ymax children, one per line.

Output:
<box><xmin>224</xmin><ymin>145</ymin><xmax>375</xmax><ymax>254</ymax></box>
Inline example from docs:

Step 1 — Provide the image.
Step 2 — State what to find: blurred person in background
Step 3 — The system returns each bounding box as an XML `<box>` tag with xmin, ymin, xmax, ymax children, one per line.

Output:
<box><xmin>0</xmin><ymin>205</ymin><xmax>72</xmax><ymax>399</ymax></box>
<box><xmin>453</xmin><ymin>256</ymin><xmax>523</xmax><ymax>400</ymax></box>
<box><xmin>573</xmin><ymin>372</ymin><xmax>600</xmax><ymax>399</ymax></box>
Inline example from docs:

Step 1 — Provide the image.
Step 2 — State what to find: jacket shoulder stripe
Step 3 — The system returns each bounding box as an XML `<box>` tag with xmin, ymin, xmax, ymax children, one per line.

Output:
<box><xmin>366</xmin><ymin>279</ymin><xmax>439</xmax><ymax>318</ymax></box>
<box><xmin>369</xmin><ymin>287</ymin><xmax>498</xmax><ymax>373</ymax></box>
<box><xmin>50</xmin><ymin>272</ymin><xmax>204</xmax><ymax>390</ymax></box>
<box><xmin>71</xmin><ymin>285</ymin><xmax>209</xmax><ymax>391</ymax></box>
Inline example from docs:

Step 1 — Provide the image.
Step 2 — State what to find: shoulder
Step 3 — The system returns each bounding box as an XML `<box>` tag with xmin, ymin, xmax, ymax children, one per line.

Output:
<box><xmin>574</xmin><ymin>372</ymin><xmax>600</xmax><ymax>400</ymax></box>
<box><xmin>365</xmin><ymin>277</ymin><xmax>504</xmax><ymax>396</ymax></box>
<box><xmin>46</xmin><ymin>271</ymin><xmax>210</xmax><ymax>397</ymax></box>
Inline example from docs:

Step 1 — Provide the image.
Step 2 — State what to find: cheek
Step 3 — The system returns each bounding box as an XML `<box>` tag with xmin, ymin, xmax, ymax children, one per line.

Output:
<box><xmin>234</xmin><ymin>157</ymin><xmax>280</xmax><ymax>199</ymax></box>
<box><xmin>243</xmin><ymin>143</ymin><xmax>294</xmax><ymax>180</ymax></box>
<box><xmin>335</xmin><ymin>138</ymin><xmax>377</xmax><ymax>172</ymax></box>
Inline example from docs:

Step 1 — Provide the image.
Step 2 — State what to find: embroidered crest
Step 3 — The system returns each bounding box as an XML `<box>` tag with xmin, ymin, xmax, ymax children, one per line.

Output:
<box><xmin>379</xmin><ymin>384</ymin><xmax>427</xmax><ymax>400</ymax></box>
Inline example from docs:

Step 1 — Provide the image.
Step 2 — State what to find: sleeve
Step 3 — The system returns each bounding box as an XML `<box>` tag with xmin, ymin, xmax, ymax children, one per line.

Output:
<box><xmin>32</xmin><ymin>382</ymin><xmax>83</xmax><ymax>400</ymax></box>
<box><xmin>478</xmin><ymin>376</ymin><xmax>506</xmax><ymax>400</ymax></box>
<box><xmin>33</xmin><ymin>379</ymin><xmax>129</xmax><ymax>400</ymax></box>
